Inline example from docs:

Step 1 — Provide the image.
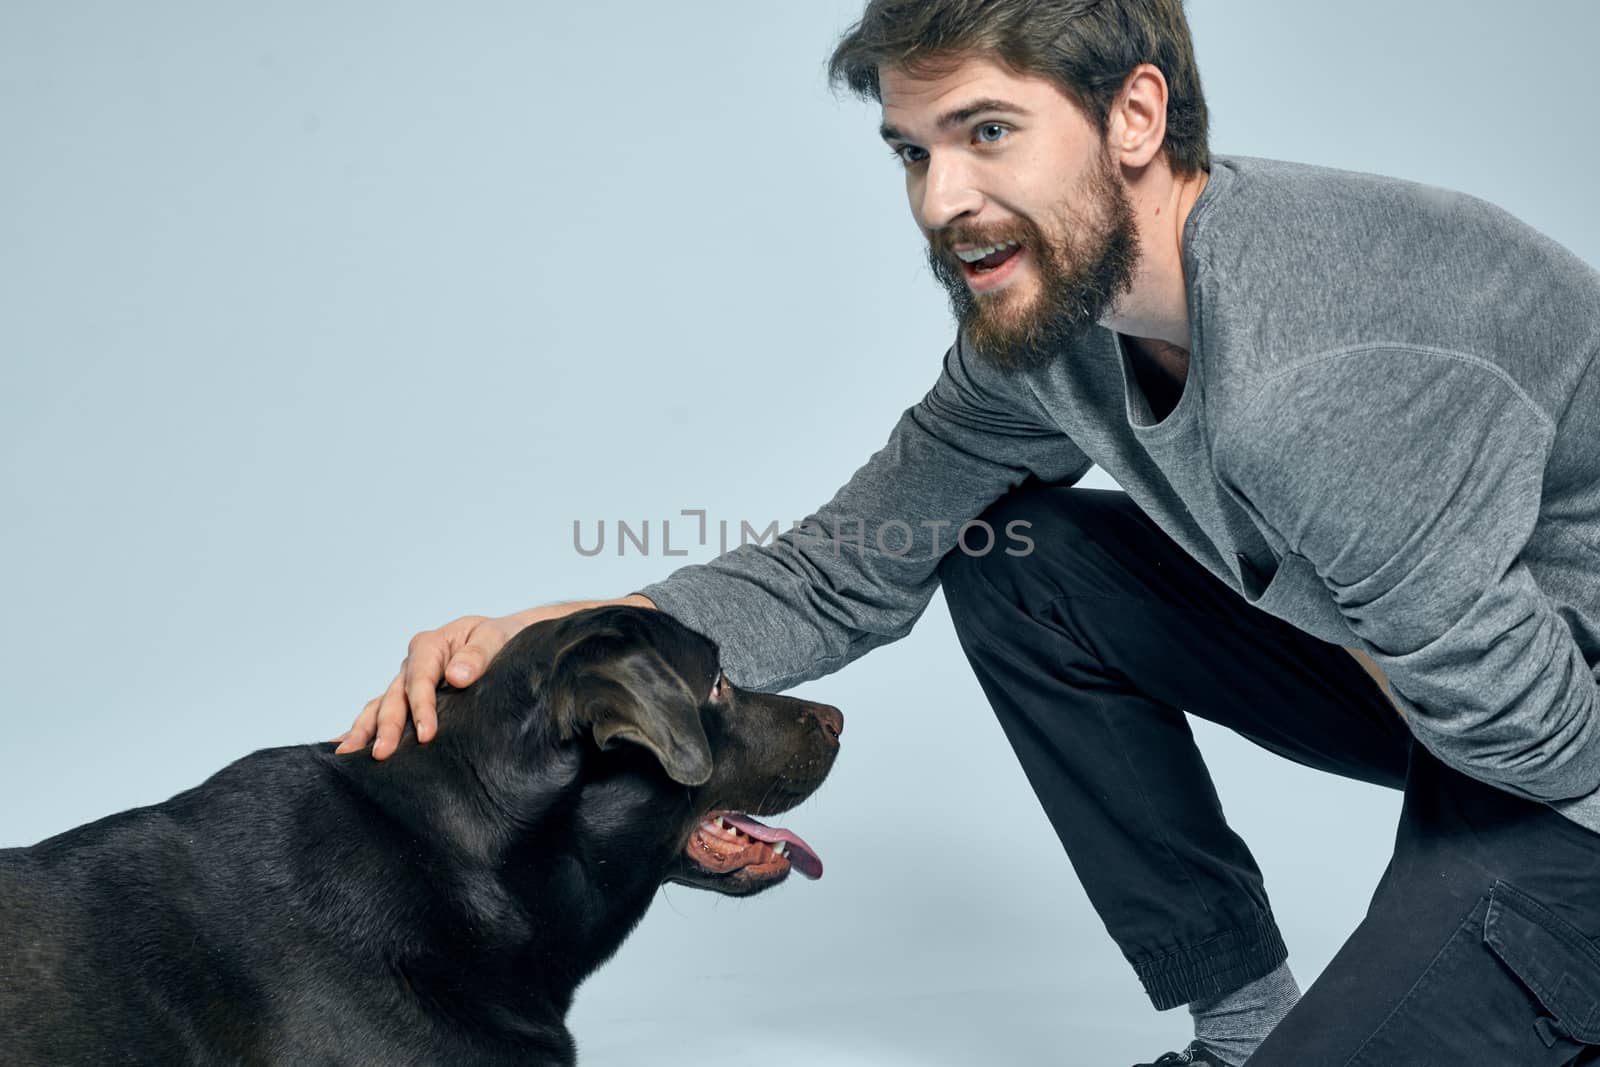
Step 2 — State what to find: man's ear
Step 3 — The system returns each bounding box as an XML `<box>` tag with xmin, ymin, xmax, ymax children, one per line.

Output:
<box><xmin>565</xmin><ymin>649</ymin><xmax>713</xmax><ymax>787</ymax></box>
<box><xmin>1110</xmin><ymin>62</ymin><xmax>1169</xmax><ymax>170</ymax></box>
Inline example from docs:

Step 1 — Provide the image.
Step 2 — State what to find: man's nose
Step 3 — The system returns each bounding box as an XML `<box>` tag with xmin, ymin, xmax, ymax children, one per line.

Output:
<box><xmin>917</xmin><ymin>154</ymin><xmax>983</xmax><ymax>229</ymax></box>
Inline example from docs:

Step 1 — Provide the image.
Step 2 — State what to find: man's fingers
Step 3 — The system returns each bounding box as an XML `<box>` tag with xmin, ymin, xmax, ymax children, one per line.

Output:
<box><xmin>411</xmin><ymin>651</ymin><xmax>444</xmax><ymax>744</ymax></box>
<box><xmin>334</xmin><ymin>696</ymin><xmax>383</xmax><ymax>755</ymax></box>
<box><xmin>370</xmin><ymin>671</ymin><xmax>414</xmax><ymax>761</ymax></box>
<box><xmin>445</xmin><ymin>643</ymin><xmax>492</xmax><ymax>688</ymax></box>
<box><xmin>345</xmin><ymin>616</ymin><xmax>508</xmax><ymax>760</ymax></box>
<box><xmin>396</xmin><ymin>639</ymin><xmax>450</xmax><ymax>754</ymax></box>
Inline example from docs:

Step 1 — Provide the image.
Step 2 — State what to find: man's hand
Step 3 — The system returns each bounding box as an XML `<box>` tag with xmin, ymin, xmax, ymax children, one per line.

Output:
<box><xmin>333</xmin><ymin>594</ymin><xmax>657</xmax><ymax>760</ymax></box>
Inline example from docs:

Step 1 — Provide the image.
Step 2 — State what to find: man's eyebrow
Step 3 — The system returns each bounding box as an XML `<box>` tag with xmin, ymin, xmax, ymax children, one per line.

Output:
<box><xmin>878</xmin><ymin>99</ymin><xmax>1032</xmax><ymax>143</ymax></box>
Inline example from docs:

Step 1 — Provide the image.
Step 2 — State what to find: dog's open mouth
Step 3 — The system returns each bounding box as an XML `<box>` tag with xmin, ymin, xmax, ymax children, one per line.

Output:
<box><xmin>687</xmin><ymin>811</ymin><xmax>824</xmax><ymax>881</ymax></box>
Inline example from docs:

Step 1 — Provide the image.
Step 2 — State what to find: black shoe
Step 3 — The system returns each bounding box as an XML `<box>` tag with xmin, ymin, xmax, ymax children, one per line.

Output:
<box><xmin>1132</xmin><ymin>1040</ymin><xmax>1232</xmax><ymax>1066</ymax></box>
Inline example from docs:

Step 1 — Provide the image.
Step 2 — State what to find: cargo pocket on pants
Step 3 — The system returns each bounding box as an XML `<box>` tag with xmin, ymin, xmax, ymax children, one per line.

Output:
<box><xmin>1347</xmin><ymin>883</ymin><xmax>1600</xmax><ymax>1066</ymax></box>
<box><xmin>1484</xmin><ymin>880</ymin><xmax>1600</xmax><ymax>1047</ymax></box>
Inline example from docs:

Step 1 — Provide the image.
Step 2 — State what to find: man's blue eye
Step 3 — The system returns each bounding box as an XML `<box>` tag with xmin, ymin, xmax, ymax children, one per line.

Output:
<box><xmin>977</xmin><ymin>123</ymin><xmax>1008</xmax><ymax>144</ymax></box>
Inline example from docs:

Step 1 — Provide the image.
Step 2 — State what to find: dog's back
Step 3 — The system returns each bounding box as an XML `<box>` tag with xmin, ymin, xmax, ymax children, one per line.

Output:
<box><xmin>1</xmin><ymin>738</ymin><xmax>594</xmax><ymax>1066</ymax></box>
<box><xmin>1</xmin><ymin>748</ymin><xmax>339</xmax><ymax>1063</ymax></box>
<box><xmin>0</xmin><ymin>748</ymin><xmax>509</xmax><ymax>1065</ymax></box>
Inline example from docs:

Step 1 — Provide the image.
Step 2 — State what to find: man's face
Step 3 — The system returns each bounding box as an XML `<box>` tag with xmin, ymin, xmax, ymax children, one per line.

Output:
<box><xmin>879</xmin><ymin>55</ymin><xmax>1139</xmax><ymax>372</ymax></box>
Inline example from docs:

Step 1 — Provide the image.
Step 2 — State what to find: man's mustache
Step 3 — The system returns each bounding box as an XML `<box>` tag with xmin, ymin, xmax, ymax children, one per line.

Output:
<box><xmin>926</xmin><ymin>227</ymin><xmax>1032</xmax><ymax>262</ymax></box>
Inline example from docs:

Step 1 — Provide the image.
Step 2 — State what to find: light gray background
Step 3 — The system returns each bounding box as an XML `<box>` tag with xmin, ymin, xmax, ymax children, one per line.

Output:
<box><xmin>3</xmin><ymin>2</ymin><xmax>1596</xmax><ymax>1063</ymax></box>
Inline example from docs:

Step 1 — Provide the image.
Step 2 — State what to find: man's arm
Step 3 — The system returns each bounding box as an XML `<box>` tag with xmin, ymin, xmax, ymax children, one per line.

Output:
<box><xmin>637</xmin><ymin>336</ymin><xmax>1093</xmax><ymax>692</ymax></box>
<box><xmin>1218</xmin><ymin>346</ymin><xmax>1600</xmax><ymax>802</ymax></box>
<box><xmin>340</xmin><ymin>336</ymin><xmax>1090</xmax><ymax>756</ymax></box>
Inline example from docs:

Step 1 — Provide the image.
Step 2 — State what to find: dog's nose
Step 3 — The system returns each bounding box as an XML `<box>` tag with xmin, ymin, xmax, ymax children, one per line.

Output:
<box><xmin>810</xmin><ymin>703</ymin><xmax>844</xmax><ymax>740</ymax></box>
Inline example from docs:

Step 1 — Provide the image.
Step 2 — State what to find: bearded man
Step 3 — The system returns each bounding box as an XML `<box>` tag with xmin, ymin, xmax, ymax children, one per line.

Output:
<box><xmin>338</xmin><ymin>2</ymin><xmax>1600</xmax><ymax>1063</ymax></box>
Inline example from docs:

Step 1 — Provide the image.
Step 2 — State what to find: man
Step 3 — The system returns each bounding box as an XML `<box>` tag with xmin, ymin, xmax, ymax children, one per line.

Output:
<box><xmin>336</xmin><ymin>1</ymin><xmax>1600</xmax><ymax>1063</ymax></box>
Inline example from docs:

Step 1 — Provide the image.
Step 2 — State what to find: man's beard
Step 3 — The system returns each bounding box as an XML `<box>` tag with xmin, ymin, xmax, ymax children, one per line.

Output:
<box><xmin>926</xmin><ymin>149</ymin><xmax>1139</xmax><ymax>374</ymax></box>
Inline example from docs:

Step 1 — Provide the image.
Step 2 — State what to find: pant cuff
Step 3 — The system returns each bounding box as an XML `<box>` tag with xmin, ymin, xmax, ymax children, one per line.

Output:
<box><xmin>1132</xmin><ymin>912</ymin><xmax>1289</xmax><ymax>1010</ymax></box>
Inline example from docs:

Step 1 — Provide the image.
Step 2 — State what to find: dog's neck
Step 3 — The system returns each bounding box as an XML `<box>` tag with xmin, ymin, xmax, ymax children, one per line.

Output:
<box><xmin>312</xmin><ymin>687</ymin><xmax>694</xmax><ymax>1041</ymax></box>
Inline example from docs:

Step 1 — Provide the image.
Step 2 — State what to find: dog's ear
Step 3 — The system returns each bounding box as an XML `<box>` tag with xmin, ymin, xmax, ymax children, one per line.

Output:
<box><xmin>562</xmin><ymin>647</ymin><xmax>713</xmax><ymax>787</ymax></box>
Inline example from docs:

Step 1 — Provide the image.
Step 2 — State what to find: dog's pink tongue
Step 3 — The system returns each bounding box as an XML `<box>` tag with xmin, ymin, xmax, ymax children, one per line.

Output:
<box><xmin>721</xmin><ymin>814</ymin><xmax>824</xmax><ymax>880</ymax></box>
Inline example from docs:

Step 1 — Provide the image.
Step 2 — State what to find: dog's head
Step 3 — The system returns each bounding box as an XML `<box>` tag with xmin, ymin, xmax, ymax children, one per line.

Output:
<box><xmin>477</xmin><ymin>605</ymin><xmax>841</xmax><ymax>899</ymax></box>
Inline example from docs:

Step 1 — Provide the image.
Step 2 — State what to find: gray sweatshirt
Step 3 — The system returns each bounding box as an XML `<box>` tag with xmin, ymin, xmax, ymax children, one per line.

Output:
<box><xmin>639</xmin><ymin>155</ymin><xmax>1600</xmax><ymax>833</ymax></box>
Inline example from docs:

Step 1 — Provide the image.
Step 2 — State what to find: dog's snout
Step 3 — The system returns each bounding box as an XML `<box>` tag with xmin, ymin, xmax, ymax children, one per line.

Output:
<box><xmin>810</xmin><ymin>703</ymin><xmax>844</xmax><ymax>740</ymax></box>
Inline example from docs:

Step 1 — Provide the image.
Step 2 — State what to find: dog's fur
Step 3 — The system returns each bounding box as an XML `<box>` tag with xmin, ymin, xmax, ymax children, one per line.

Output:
<box><xmin>0</xmin><ymin>606</ymin><xmax>842</xmax><ymax>1065</ymax></box>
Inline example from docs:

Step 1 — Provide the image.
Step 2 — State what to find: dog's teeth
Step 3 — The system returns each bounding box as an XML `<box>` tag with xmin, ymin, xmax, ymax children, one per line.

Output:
<box><xmin>774</xmin><ymin>842</ymin><xmax>788</xmax><ymax>857</ymax></box>
<box><xmin>715</xmin><ymin>816</ymin><xmax>727</xmax><ymax>830</ymax></box>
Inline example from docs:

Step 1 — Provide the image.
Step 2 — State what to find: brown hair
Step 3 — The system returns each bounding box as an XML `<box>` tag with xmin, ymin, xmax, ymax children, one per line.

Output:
<box><xmin>827</xmin><ymin>0</ymin><xmax>1210</xmax><ymax>176</ymax></box>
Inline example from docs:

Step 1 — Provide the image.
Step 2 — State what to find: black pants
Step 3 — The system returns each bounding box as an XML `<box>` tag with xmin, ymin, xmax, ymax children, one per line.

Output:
<box><xmin>938</xmin><ymin>485</ymin><xmax>1600</xmax><ymax>1065</ymax></box>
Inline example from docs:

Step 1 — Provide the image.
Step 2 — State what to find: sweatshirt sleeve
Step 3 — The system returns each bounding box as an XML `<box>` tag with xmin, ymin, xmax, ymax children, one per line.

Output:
<box><xmin>636</xmin><ymin>337</ymin><xmax>1092</xmax><ymax>692</ymax></box>
<box><xmin>1217</xmin><ymin>346</ymin><xmax>1600</xmax><ymax>802</ymax></box>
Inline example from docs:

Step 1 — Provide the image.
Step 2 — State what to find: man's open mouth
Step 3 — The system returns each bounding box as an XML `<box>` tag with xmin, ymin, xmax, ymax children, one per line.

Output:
<box><xmin>686</xmin><ymin>811</ymin><xmax>824</xmax><ymax>881</ymax></box>
<box><xmin>957</xmin><ymin>239</ymin><xmax>1023</xmax><ymax>275</ymax></box>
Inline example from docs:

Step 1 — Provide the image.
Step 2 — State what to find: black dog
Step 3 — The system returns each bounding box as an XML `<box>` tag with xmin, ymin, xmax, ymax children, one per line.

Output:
<box><xmin>0</xmin><ymin>606</ymin><xmax>842</xmax><ymax>1065</ymax></box>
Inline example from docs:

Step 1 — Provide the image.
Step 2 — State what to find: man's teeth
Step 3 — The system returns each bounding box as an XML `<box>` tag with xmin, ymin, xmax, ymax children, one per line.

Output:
<box><xmin>955</xmin><ymin>239</ymin><xmax>1019</xmax><ymax>264</ymax></box>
